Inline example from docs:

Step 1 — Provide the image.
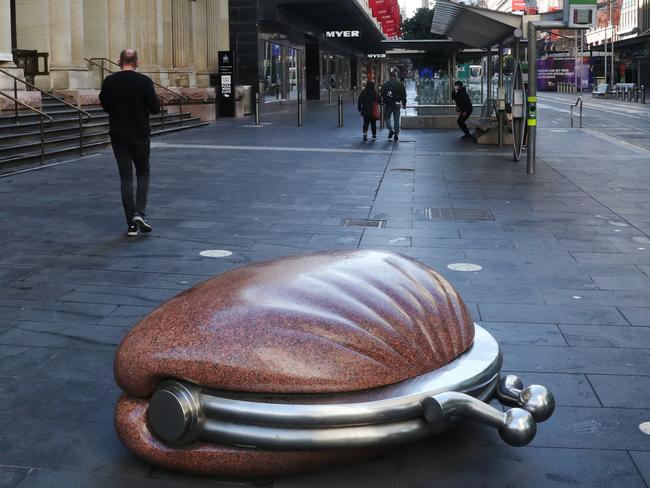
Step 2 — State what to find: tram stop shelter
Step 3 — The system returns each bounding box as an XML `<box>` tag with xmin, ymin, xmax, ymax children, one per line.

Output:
<box><xmin>384</xmin><ymin>2</ymin><xmax>526</xmax><ymax>151</ymax></box>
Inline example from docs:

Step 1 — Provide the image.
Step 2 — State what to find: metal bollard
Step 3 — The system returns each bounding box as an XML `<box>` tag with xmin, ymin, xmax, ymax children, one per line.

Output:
<box><xmin>297</xmin><ymin>93</ymin><xmax>303</xmax><ymax>127</ymax></box>
<box><xmin>635</xmin><ymin>87</ymin><xmax>640</xmax><ymax>103</ymax></box>
<box><xmin>255</xmin><ymin>92</ymin><xmax>261</xmax><ymax>125</ymax></box>
<box><xmin>624</xmin><ymin>87</ymin><xmax>629</xmax><ymax>101</ymax></box>
<box><xmin>337</xmin><ymin>94</ymin><xmax>343</xmax><ymax>127</ymax></box>
<box><xmin>379</xmin><ymin>104</ymin><xmax>385</xmax><ymax>129</ymax></box>
<box><xmin>642</xmin><ymin>85</ymin><xmax>646</xmax><ymax>104</ymax></box>
<box><xmin>328</xmin><ymin>89</ymin><xmax>332</xmax><ymax>105</ymax></box>
<box><xmin>616</xmin><ymin>87</ymin><xmax>620</xmax><ymax>99</ymax></box>
<box><xmin>352</xmin><ymin>87</ymin><xmax>357</xmax><ymax>104</ymax></box>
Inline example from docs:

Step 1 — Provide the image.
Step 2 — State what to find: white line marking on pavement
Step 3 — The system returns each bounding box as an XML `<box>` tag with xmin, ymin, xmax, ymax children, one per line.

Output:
<box><xmin>151</xmin><ymin>143</ymin><xmax>513</xmax><ymax>158</ymax></box>
<box><xmin>583</xmin><ymin>129</ymin><xmax>650</xmax><ymax>156</ymax></box>
<box><xmin>152</xmin><ymin>142</ymin><xmax>396</xmax><ymax>154</ymax></box>
<box><xmin>0</xmin><ymin>153</ymin><xmax>102</xmax><ymax>178</ymax></box>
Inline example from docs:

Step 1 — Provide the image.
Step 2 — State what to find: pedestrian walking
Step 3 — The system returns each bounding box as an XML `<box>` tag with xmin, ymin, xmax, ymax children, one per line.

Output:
<box><xmin>357</xmin><ymin>80</ymin><xmax>380</xmax><ymax>141</ymax></box>
<box><xmin>99</xmin><ymin>48</ymin><xmax>161</xmax><ymax>236</ymax></box>
<box><xmin>452</xmin><ymin>80</ymin><xmax>474</xmax><ymax>141</ymax></box>
<box><xmin>381</xmin><ymin>71</ymin><xmax>407</xmax><ymax>142</ymax></box>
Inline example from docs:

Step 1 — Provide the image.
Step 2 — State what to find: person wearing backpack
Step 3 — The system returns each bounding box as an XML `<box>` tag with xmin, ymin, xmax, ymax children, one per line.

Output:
<box><xmin>381</xmin><ymin>71</ymin><xmax>407</xmax><ymax>142</ymax></box>
<box><xmin>357</xmin><ymin>80</ymin><xmax>380</xmax><ymax>141</ymax></box>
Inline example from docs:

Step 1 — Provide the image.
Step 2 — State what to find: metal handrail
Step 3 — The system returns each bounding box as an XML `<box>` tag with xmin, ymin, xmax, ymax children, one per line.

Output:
<box><xmin>570</xmin><ymin>96</ymin><xmax>583</xmax><ymax>128</ymax></box>
<box><xmin>0</xmin><ymin>67</ymin><xmax>92</xmax><ymax>156</ymax></box>
<box><xmin>0</xmin><ymin>91</ymin><xmax>53</xmax><ymax>164</ymax></box>
<box><xmin>85</xmin><ymin>57</ymin><xmax>186</xmax><ymax>127</ymax></box>
<box><xmin>87</xmin><ymin>58</ymin><xmax>189</xmax><ymax>103</ymax></box>
<box><xmin>0</xmin><ymin>67</ymin><xmax>92</xmax><ymax>120</ymax></box>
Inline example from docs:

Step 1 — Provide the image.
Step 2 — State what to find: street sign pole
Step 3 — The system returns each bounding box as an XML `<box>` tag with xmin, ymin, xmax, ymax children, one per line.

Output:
<box><xmin>527</xmin><ymin>24</ymin><xmax>537</xmax><ymax>175</ymax></box>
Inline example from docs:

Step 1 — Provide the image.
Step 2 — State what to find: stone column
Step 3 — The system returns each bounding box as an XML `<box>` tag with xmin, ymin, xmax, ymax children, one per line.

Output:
<box><xmin>216</xmin><ymin>0</ymin><xmax>230</xmax><ymax>62</ymax></box>
<box><xmin>49</xmin><ymin>0</ymin><xmax>92</xmax><ymax>90</ymax></box>
<box><xmin>194</xmin><ymin>0</ymin><xmax>209</xmax><ymax>87</ymax></box>
<box><xmin>143</xmin><ymin>0</ymin><xmax>161</xmax><ymax>82</ymax></box>
<box><xmin>172</xmin><ymin>0</ymin><xmax>194</xmax><ymax>86</ymax></box>
<box><xmin>128</xmin><ymin>0</ymin><xmax>145</xmax><ymax>63</ymax></box>
<box><xmin>0</xmin><ymin>0</ymin><xmax>21</xmax><ymax>92</ymax></box>
<box><xmin>0</xmin><ymin>0</ymin><xmax>12</xmax><ymax>65</ymax></box>
<box><xmin>157</xmin><ymin>0</ymin><xmax>173</xmax><ymax>85</ymax></box>
<box><xmin>108</xmin><ymin>0</ymin><xmax>127</xmax><ymax>61</ymax></box>
<box><xmin>207</xmin><ymin>0</ymin><xmax>229</xmax><ymax>75</ymax></box>
<box><xmin>83</xmin><ymin>0</ymin><xmax>109</xmax><ymax>60</ymax></box>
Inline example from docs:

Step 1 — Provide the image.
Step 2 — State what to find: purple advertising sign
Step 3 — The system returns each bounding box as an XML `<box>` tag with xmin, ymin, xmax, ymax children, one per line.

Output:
<box><xmin>537</xmin><ymin>56</ymin><xmax>593</xmax><ymax>91</ymax></box>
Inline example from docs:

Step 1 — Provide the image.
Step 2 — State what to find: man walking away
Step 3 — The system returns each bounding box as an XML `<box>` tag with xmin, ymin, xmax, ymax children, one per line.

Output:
<box><xmin>452</xmin><ymin>80</ymin><xmax>474</xmax><ymax>141</ymax></box>
<box><xmin>381</xmin><ymin>71</ymin><xmax>407</xmax><ymax>142</ymax></box>
<box><xmin>99</xmin><ymin>48</ymin><xmax>161</xmax><ymax>236</ymax></box>
<box><xmin>357</xmin><ymin>80</ymin><xmax>379</xmax><ymax>141</ymax></box>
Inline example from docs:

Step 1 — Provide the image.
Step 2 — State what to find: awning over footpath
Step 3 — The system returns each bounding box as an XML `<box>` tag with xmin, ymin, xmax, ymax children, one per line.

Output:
<box><xmin>275</xmin><ymin>0</ymin><xmax>386</xmax><ymax>52</ymax></box>
<box><xmin>431</xmin><ymin>1</ymin><xmax>523</xmax><ymax>49</ymax></box>
<box><xmin>381</xmin><ymin>39</ymin><xmax>469</xmax><ymax>51</ymax></box>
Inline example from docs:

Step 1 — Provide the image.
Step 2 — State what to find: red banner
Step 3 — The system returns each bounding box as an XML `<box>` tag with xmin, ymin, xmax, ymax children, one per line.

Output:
<box><xmin>512</xmin><ymin>0</ymin><xmax>526</xmax><ymax>11</ymax></box>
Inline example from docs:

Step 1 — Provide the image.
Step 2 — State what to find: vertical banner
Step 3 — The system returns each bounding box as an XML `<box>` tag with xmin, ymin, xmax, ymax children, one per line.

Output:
<box><xmin>218</xmin><ymin>50</ymin><xmax>235</xmax><ymax>117</ymax></box>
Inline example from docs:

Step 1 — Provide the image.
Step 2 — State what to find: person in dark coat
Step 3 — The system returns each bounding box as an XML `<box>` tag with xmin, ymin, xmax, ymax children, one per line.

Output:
<box><xmin>452</xmin><ymin>80</ymin><xmax>474</xmax><ymax>141</ymax></box>
<box><xmin>381</xmin><ymin>71</ymin><xmax>407</xmax><ymax>141</ymax></box>
<box><xmin>357</xmin><ymin>80</ymin><xmax>379</xmax><ymax>141</ymax></box>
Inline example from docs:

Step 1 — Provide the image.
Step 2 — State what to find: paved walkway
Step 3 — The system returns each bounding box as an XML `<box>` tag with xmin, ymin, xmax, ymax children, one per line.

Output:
<box><xmin>1</xmin><ymin>93</ymin><xmax>649</xmax><ymax>487</ymax></box>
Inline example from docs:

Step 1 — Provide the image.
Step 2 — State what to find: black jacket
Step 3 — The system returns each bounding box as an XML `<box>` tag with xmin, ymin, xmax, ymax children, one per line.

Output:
<box><xmin>358</xmin><ymin>88</ymin><xmax>378</xmax><ymax>118</ymax></box>
<box><xmin>99</xmin><ymin>70</ymin><xmax>161</xmax><ymax>139</ymax></box>
<box><xmin>452</xmin><ymin>86</ymin><xmax>473</xmax><ymax>114</ymax></box>
<box><xmin>381</xmin><ymin>79</ymin><xmax>407</xmax><ymax>106</ymax></box>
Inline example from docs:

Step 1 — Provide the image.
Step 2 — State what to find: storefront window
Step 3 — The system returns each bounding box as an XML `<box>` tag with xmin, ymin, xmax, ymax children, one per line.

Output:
<box><xmin>328</xmin><ymin>55</ymin><xmax>337</xmax><ymax>89</ymax></box>
<box><xmin>320</xmin><ymin>52</ymin><xmax>353</xmax><ymax>92</ymax></box>
<box><xmin>321</xmin><ymin>53</ymin><xmax>328</xmax><ymax>91</ymax></box>
<box><xmin>288</xmin><ymin>48</ymin><xmax>299</xmax><ymax>100</ymax></box>
<box><xmin>263</xmin><ymin>42</ymin><xmax>283</xmax><ymax>102</ymax></box>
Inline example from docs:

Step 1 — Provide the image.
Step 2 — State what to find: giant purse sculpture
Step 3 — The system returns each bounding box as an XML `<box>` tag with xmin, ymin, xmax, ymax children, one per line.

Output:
<box><xmin>114</xmin><ymin>250</ymin><xmax>554</xmax><ymax>477</ymax></box>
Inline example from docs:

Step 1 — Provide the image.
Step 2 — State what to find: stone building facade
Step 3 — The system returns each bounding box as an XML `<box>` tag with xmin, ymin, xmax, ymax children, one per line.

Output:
<box><xmin>0</xmin><ymin>0</ymin><xmax>229</xmax><ymax>114</ymax></box>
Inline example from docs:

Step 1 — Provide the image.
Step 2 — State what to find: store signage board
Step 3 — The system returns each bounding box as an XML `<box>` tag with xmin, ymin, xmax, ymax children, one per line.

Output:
<box><xmin>367</xmin><ymin>54</ymin><xmax>387</xmax><ymax>58</ymax></box>
<box><xmin>325</xmin><ymin>30</ymin><xmax>361</xmax><ymax>39</ymax></box>
<box><xmin>565</xmin><ymin>0</ymin><xmax>597</xmax><ymax>28</ymax></box>
<box><xmin>512</xmin><ymin>0</ymin><xmax>526</xmax><ymax>11</ymax></box>
<box><xmin>218</xmin><ymin>50</ymin><xmax>235</xmax><ymax>117</ymax></box>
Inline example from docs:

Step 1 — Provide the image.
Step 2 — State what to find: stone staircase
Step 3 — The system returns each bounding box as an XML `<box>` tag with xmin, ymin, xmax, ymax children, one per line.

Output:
<box><xmin>0</xmin><ymin>95</ymin><xmax>208</xmax><ymax>168</ymax></box>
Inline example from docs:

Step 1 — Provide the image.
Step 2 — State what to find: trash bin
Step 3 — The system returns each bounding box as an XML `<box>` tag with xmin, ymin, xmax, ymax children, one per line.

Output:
<box><xmin>235</xmin><ymin>85</ymin><xmax>252</xmax><ymax>118</ymax></box>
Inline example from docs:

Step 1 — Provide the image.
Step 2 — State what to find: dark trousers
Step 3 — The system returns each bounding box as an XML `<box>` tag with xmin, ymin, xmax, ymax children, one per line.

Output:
<box><xmin>111</xmin><ymin>137</ymin><xmax>151</xmax><ymax>226</ymax></box>
<box><xmin>363</xmin><ymin>116</ymin><xmax>377</xmax><ymax>137</ymax></box>
<box><xmin>457</xmin><ymin>112</ymin><xmax>472</xmax><ymax>136</ymax></box>
<box><xmin>384</xmin><ymin>104</ymin><xmax>401</xmax><ymax>134</ymax></box>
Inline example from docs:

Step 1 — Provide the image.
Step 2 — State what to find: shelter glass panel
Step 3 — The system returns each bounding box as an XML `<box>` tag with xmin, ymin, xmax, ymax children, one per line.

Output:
<box><xmin>264</xmin><ymin>42</ymin><xmax>283</xmax><ymax>102</ymax></box>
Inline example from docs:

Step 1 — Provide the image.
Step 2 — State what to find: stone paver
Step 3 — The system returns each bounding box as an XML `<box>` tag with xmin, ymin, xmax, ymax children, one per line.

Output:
<box><xmin>1</xmin><ymin>92</ymin><xmax>649</xmax><ymax>487</ymax></box>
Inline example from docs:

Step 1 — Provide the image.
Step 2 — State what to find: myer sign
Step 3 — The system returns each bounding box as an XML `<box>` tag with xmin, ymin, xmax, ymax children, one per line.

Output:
<box><xmin>325</xmin><ymin>30</ymin><xmax>361</xmax><ymax>39</ymax></box>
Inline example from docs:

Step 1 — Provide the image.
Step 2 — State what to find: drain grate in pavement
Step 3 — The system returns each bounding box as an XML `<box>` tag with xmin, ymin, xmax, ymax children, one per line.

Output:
<box><xmin>341</xmin><ymin>219</ymin><xmax>386</xmax><ymax>228</ymax></box>
<box><xmin>424</xmin><ymin>208</ymin><xmax>495</xmax><ymax>221</ymax></box>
